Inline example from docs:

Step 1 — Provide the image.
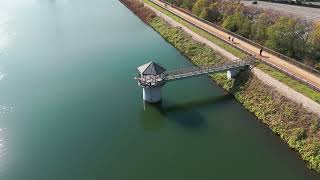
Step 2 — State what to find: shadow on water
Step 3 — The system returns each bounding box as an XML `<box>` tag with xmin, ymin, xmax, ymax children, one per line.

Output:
<box><xmin>140</xmin><ymin>67</ymin><xmax>254</xmax><ymax>132</ymax></box>
<box><xmin>140</xmin><ymin>94</ymin><xmax>233</xmax><ymax>131</ymax></box>
<box><xmin>168</xmin><ymin>108</ymin><xmax>205</xmax><ymax>128</ymax></box>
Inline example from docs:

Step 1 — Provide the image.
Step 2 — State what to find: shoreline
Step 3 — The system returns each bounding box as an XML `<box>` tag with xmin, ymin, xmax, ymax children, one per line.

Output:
<box><xmin>119</xmin><ymin>0</ymin><xmax>320</xmax><ymax>173</ymax></box>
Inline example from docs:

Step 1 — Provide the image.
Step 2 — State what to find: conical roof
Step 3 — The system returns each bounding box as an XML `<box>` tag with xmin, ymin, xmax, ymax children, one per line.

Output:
<box><xmin>138</xmin><ymin>61</ymin><xmax>166</xmax><ymax>75</ymax></box>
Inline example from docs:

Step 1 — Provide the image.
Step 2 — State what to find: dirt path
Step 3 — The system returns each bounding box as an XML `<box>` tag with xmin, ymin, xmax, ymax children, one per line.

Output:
<box><xmin>142</xmin><ymin>0</ymin><xmax>320</xmax><ymax>116</ymax></box>
<box><xmin>151</xmin><ymin>0</ymin><xmax>320</xmax><ymax>90</ymax></box>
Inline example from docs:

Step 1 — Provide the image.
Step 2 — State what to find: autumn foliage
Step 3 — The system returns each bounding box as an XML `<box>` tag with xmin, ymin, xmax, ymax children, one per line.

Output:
<box><xmin>164</xmin><ymin>0</ymin><xmax>320</xmax><ymax>69</ymax></box>
<box><xmin>120</xmin><ymin>0</ymin><xmax>156</xmax><ymax>23</ymax></box>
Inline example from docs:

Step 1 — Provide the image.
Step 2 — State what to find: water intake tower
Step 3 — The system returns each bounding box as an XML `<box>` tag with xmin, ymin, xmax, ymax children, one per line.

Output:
<box><xmin>136</xmin><ymin>57</ymin><xmax>255</xmax><ymax>103</ymax></box>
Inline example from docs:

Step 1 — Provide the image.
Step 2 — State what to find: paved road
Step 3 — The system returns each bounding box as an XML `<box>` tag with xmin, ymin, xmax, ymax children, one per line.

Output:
<box><xmin>151</xmin><ymin>0</ymin><xmax>320</xmax><ymax>90</ymax></box>
<box><xmin>242</xmin><ymin>0</ymin><xmax>320</xmax><ymax>22</ymax></box>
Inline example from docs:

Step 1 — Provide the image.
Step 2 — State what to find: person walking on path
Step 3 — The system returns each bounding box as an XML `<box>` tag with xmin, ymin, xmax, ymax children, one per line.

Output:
<box><xmin>228</xmin><ymin>36</ymin><xmax>230</xmax><ymax>41</ymax></box>
<box><xmin>260</xmin><ymin>48</ymin><xmax>263</xmax><ymax>56</ymax></box>
<box><xmin>231</xmin><ymin>37</ymin><xmax>234</xmax><ymax>42</ymax></box>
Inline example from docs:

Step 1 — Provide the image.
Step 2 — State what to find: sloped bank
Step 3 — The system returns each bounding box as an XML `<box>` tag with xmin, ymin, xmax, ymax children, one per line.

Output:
<box><xmin>120</xmin><ymin>0</ymin><xmax>320</xmax><ymax>173</ymax></box>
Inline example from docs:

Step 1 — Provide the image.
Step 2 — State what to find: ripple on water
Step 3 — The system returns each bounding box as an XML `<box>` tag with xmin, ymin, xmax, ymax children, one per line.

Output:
<box><xmin>0</xmin><ymin>13</ymin><xmax>15</xmax><ymax>53</ymax></box>
<box><xmin>0</xmin><ymin>73</ymin><xmax>7</xmax><ymax>81</ymax></box>
<box><xmin>0</xmin><ymin>104</ymin><xmax>13</xmax><ymax>176</ymax></box>
<box><xmin>0</xmin><ymin>105</ymin><xmax>13</xmax><ymax>115</ymax></box>
<box><xmin>0</xmin><ymin>63</ymin><xmax>8</xmax><ymax>81</ymax></box>
<box><xmin>0</xmin><ymin>128</ymin><xmax>8</xmax><ymax>176</ymax></box>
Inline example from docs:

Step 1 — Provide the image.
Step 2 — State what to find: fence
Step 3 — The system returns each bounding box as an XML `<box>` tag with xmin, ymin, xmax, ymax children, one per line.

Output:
<box><xmin>148</xmin><ymin>0</ymin><xmax>320</xmax><ymax>92</ymax></box>
<box><xmin>156</xmin><ymin>0</ymin><xmax>320</xmax><ymax>76</ymax></box>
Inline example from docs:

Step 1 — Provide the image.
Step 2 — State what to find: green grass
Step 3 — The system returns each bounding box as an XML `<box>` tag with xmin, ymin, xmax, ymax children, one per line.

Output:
<box><xmin>143</xmin><ymin>0</ymin><xmax>320</xmax><ymax>103</ymax></box>
<box><xmin>257</xmin><ymin>63</ymin><xmax>320</xmax><ymax>103</ymax></box>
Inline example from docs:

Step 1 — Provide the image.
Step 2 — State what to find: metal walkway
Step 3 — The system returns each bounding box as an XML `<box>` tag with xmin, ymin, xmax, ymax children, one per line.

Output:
<box><xmin>165</xmin><ymin>58</ymin><xmax>254</xmax><ymax>81</ymax></box>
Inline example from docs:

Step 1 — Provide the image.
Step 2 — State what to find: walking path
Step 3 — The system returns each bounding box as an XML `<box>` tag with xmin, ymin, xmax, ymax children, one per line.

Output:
<box><xmin>151</xmin><ymin>0</ymin><xmax>320</xmax><ymax>90</ymax></box>
<box><xmin>142</xmin><ymin>0</ymin><xmax>320</xmax><ymax>116</ymax></box>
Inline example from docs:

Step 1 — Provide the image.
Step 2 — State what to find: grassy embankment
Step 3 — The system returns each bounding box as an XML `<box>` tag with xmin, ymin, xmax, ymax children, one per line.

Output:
<box><xmin>142</xmin><ymin>0</ymin><xmax>320</xmax><ymax>103</ymax></box>
<box><xmin>120</xmin><ymin>0</ymin><xmax>320</xmax><ymax>173</ymax></box>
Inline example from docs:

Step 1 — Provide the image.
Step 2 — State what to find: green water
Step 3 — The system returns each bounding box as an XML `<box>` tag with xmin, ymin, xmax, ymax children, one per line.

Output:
<box><xmin>0</xmin><ymin>0</ymin><xmax>319</xmax><ymax>179</ymax></box>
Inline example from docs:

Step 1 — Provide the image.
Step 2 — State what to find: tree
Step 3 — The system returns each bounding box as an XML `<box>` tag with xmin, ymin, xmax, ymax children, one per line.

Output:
<box><xmin>266</xmin><ymin>16</ymin><xmax>306</xmax><ymax>59</ymax></box>
<box><xmin>180</xmin><ymin>0</ymin><xmax>196</xmax><ymax>10</ymax></box>
<box><xmin>222</xmin><ymin>12</ymin><xmax>242</xmax><ymax>32</ymax></box>
<box><xmin>250</xmin><ymin>13</ymin><xmax>270</xmax><ymax>43</ymax></box>
<box><xmin>237</xmin><ymin>16</ymin><xmax>252</xmax><ymax>38</ymax></box>
<box><xmin>192</xmin><ymin>0</ymin><xmax>207</xmax><ymax>16</ymax></box>
<box><xmin>218</xmin><ymin>0</ymin><xmax>244</xmax><ymax>16</ymax></box>
<box><xmin>221</xmin><ymin>11</ymin><xmax>251</xmax><ymax>38</ymax></box>
<box><xmin>311</xmin><ymin>23</ymin><xmax>320</xmax><ymax>45</ymax></box>
<box><xmin>308</xmin><ymin>23</ymin><xmax>320</xmax><ymax>69</ymax></box>
<box><xmin>207</xmin><ymin>3</ymin><xmax>222</xmax><ymax>22</ymax></box>
<box><xmin>199</xmin><ymin>7</ymin><xmax>210</xmax><ymax>20</ymax></box>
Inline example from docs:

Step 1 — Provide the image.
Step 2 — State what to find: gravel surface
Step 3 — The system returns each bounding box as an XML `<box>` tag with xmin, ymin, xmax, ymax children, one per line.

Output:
<box><xmin>242</xmin><ymin>0</ymin><xmax>320</xmax><ymax>22</ymax></box>
<box><xmin>143</xmin><ymin>1</ymin><xmax>320</xmax><ymax>116</ymax></box>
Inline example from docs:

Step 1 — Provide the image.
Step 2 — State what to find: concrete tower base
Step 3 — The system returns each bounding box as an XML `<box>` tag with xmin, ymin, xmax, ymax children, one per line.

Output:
<box><xmin>143</xmin><ymin>87</ymin><xmax>162</xmax><ymax>103</ymax></box>
<box><xmin>227</xmin><ymin>69</ymin><xmax>239</xmax><ymax>79</ymax></box>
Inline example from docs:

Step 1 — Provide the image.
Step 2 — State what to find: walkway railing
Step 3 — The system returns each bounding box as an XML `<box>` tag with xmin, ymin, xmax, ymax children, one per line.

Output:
<box><xmin>165</xmin><ymin>59</ymin><xmax>254</xmax><ymax>81</ymax></box>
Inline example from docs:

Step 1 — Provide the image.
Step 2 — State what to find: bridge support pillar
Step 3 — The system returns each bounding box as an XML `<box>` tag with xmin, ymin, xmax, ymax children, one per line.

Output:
<box><xmin>143</xmin><ymin>87</ymin><xmax>162</xmax><ymax>103</ymax></box>
<box><xmin>227</xmin><ymin>69</ymin><xmax>239</xmax><ymax>79</ymax></box>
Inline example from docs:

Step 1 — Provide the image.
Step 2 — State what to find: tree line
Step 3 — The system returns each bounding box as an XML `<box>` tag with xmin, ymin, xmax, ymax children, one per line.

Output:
<box><xmin>164</xmin><ymin>0</ymin><xmax>320</xmax><ymax>70</ymax></box>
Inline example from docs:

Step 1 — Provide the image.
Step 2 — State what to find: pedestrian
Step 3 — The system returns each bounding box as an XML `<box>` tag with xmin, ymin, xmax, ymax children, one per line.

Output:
<box><xmin>232</xmin><ymin>37</ymin><xmax>234</xmax><ymax>42</ymax></box>
<box><xmin>260</xmin><ymin>48</ymin><xmax>263</xmax><ymax>56</ymax></box>
<box><xmin>228</xmin><ymin>36</ymin><xmax>230</xmax><ymax>41</ymax></box>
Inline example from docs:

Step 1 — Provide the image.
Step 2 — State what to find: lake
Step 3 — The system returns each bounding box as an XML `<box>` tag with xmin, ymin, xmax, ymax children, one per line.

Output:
<box><xmin>0</xmin><ymin>0</ymin><xmax>319</xmax><ymax>179</ymax></box>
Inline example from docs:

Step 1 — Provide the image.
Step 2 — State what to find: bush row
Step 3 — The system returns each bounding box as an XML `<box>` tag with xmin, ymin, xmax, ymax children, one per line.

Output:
<box><xmin>164</xmin><ymin>0</ymin><xmax>320</xmax><ymax>70</ymax></box>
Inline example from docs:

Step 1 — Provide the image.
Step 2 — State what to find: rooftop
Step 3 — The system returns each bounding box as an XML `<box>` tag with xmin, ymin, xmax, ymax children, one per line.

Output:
<box><xmin>137</xmin><ymin>61</ymin><xmax>166</xmax><ymax>75</ymax></box>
